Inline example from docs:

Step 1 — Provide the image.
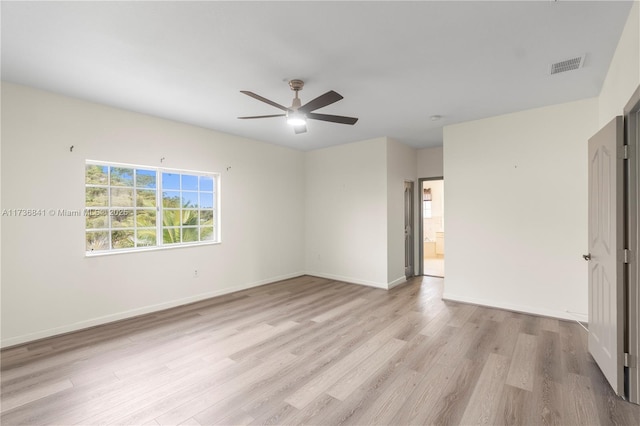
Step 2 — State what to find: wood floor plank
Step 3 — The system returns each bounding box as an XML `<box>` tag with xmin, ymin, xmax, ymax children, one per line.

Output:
<box><xmin>447</xmin><ymin>303</ymin><xmax>477</xmax><ymax>327</ymax></box>
<box><xmin>249</xmin><ymin>401</ymin><xmax>299</xmax><ymax>426</ymax></box>
<box><xmin>585</xmin><ymin>349</ymin><xmax>640</xmax><ymax>426</ymax></box>
<box><xmin>419</xmin><ymin>304</ymin><xmax>458</xmax><ymax>338</ymax></box>
<box><xmin>238</xmin><ymin>346</ymin><xmax>347</xmax><ymax>419</ymax></box>
<box><xmin>209</xmin><ymin>410</ymin><xmax>255</xmax><ymax>426</ymax></box>
<box><xmin>536</xmin><ymin>329</ymin><xmax>563</xmax><ymax>384</ymax></box>
<box><xmin>161</xmin><ymin>329</ymin><xmax>240</xmax><ymax>370</ymax></box>
<box><xmin>562</xmin><ymin>373</ymin><xmax>601</xmax><ymax>425</ymax></box>
<box><xmin>405</xmin><ymin>326</ymin><xmax>455</xmax><ymax>373</ymax></box>
<box><xmin>0</xmin><ymin>335</ymin><xmax>134</xmax><ymax>383</ymax></box>
<box><xmin>464</xmin><ymin>319</ymin><xmax>500</xmax><ymax>362</ymax></box>
<box><xmin>560</xmin><ymin>320</ymin><xmax>591</xmax><ymax>376</ymax></box>
<box><xmin>506</xmin><ymin>333</ymin><xmax>538</xmax><ymax>391</ymax></box>
<box><xmin>496</xmin><ymin>384</ymin><xmax>533</xmax><ymax>426</ymax></box>
<box><xmin>539</xmin><ymin>317</ymin><xmax>560</xmax><ymax>333</ymax></box>
<box><xmin>187</xmin><ymin>344</ymin><xmax>352</xmax><ymax>424</ymax></box>
<box><xmin>155</xmin><ymin>352</ymin><xmax>296</xmax><ymax>425</ymax></box>
<box><xmin>1</xmin><ymin>275</ymin><xmax>638</xmax><ymax>426</ymax></box>
<box><xmin>423</xmin><ymin>357</ymin><xmax>484</xmax><ymax>426</ymax></box>
<box><xmin>318</xmin><ymin>337</ymin><xmax>424</xmax><ymax>425</ymax></box>
<box><xmin>433</xmin><ymin>321</ymin><xmax>479</xmax><ymax>367</ymax></box>
<box><xmin>468</xmin><ymin>305</ymin><xmax>508</xmax><ymax>324</ymax></box>
<box><xmin>530</xmin><ymin>372</ymin><xmax>563</xmax><ymax>425</ymax></box>
<box><xmin>420</xmin><ymin>302</ymin><xmax>453</xmax><ymax>336</ymax></box>
<box><xmin>277</xmin><ymin>285</ymin><xmax>369</xmax><ymax>324</ymax></box>
<box><xmin>0</xmin><ymin>378</ymin><xmax>73</xmax><ymax>413</ymax></box>
<box><xmin>106</xmin><ymin>358</ymin><xmax>237</xmax><ymax>426</ymax></box>
<box><xmin>388</xmin><ymin>360</ymin><xmax>455</xmax><ymax>425</ymax></box>
<box><xmin>287</xmin><ymin>313</ymin><xmax>389</xmax><ymax>358</ymax></box>
<box><xmin>459</xmin><ymin>352</ymin><xmax>511</xmax><ymax>425</ymax></box>
<box><xmin>491</xmin><ymin>316</ymin><xmax>523</xmax><ymax>358</ymax></box>
<box><xmin>176</xmin><ymin>418</ymin><xmax>201</xmax><ymax>426</ymax></box>
<box><xmin>310</xmin><ymin>297</ymin><xmax>368</xmax><ymax>322</ymax></box>
<box><xmin>227</xmin><ymin>319</ymin><xmax>321</xmax><ymax>361</ymax></box>
<box><xmin>353</xmin><ymin>367</ymin><xmax>420</xmax><ymax>426</ymax></box>
<box><xmin>517</xmin><ymin>313</ymin><xmax>541</xmax><ymax>336</ymax></box>
<box><xmin>254</xmin><ymin>394</ymin><xmax>337</xmax><ymax>426</ymax></box>
<box><xmin>325</xmin><ymin>337</ymin><xmax>405</xmax><ymax>401</ymax></box>
<box><xmin>71</xmin><ymin>358</ymin><xmax>233</xmax><ymax>425</ymax></box>
<box><xmin>51</xmin><ymin>364</ymin><xmax>202</xmax><ymax>425</ymax></box>
<box><xmin>202</xmin><ymin>320</ymin><xmax>298</xmax><ymax>362</ymax></box>
<box><xmin>283</xmin><ymin>315</ymin><xmax>408</xmax><ymax>409</ymax></box>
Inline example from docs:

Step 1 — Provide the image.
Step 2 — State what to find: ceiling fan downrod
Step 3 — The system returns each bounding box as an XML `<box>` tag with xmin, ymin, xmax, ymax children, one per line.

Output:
<box><xmin>289</xmin><ymin>79</ymin><xmax>304</xmax><ymax>110</ymax></box>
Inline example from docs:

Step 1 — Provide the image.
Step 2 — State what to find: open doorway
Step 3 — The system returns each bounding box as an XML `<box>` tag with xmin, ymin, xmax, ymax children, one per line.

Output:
<box><xmin>419</xmin><ymin>178</ymin><xmax>444</xmax><ymax>277</ymax></box>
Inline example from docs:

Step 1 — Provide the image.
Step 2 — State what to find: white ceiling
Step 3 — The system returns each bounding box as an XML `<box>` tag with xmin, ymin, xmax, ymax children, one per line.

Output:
<box><xmin>1</xmin><ymin>1</ymin><xmax>634</xmax><ymax>151</ymax></box>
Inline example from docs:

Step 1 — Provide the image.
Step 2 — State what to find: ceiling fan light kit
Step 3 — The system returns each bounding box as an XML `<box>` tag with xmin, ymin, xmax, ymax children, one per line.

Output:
<box><xmin>286</xmin><ymin>111</ymin><xmax>307</xmax><ymax>126</ymax></box>
<box><xmin>238</xmin><ymin>79</ymin><xmax>358</xmax><ymax>134</ymax></box>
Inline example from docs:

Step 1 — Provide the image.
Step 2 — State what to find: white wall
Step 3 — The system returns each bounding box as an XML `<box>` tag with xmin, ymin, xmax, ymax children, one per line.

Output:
<box><xmin>304</xmin><ymin>137</ymin><xmax>418</xmax><ymax>289</ymax></box>
<box><xmin>304</xmin><ymin>137</ymin><xmax>389</xmax><ymax>288</ymax></box>
<box><xmin>599</xmin><ymin>0</ymin><xmax>639</xmax><ymax>126</ymax></box>
<box><xmin>417</xmin><ymin>146</ymin><xmax>443</xmax><ymax>178</ymax></box>
<box><xmin>443</xmin><ymin>98</ymin><xmax>599</xmax><ymax>320</ymax></box>
<box><xmin>386</xmin><ymin>138</ymin><xmax>418</xmax><ymax>286</ymax></box>
<box><xmin>1</xmin><ymin>83</ymin><xmax>306</xmax><ymax>347</ymax></box>
<box><xmin>441</xmin><ymin>2</ymin><xmax>639</xmax><ymax>322</ymax></box>
<box><xmin>423</xmin><ymin>180</ymin><xmax>444</xmax><ymax>218</ymax></box>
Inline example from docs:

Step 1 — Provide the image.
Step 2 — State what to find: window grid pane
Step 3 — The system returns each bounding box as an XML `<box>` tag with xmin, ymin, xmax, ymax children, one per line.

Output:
<box><xmin>161</xmin><ymin>171</ymin><xmax>216</xmax><ymax>248</ymax></box>
<box><xmin>86</xmin><ymin>162</ymin><xmax>219</xmax><ymax>253</ymax></box>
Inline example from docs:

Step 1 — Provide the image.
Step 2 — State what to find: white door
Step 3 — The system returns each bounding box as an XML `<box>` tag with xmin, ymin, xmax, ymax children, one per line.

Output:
<box><xmin>587</xmin><ymin>116</ymin><xmax>624</xmax><ymax>396</ymax></box>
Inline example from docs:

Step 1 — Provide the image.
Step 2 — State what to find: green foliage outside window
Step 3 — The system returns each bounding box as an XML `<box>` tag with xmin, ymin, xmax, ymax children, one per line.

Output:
<box><xmin>85</xmin><ymin>162</ymin><xmax>218</xmax><ymax>253</ymax></box>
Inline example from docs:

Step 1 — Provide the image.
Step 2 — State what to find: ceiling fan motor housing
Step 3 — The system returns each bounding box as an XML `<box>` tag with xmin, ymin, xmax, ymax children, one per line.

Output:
<box><xmin>288</xmin><ymin>79</ymin><xmax>304</xmax><ymax>91</ymax></box>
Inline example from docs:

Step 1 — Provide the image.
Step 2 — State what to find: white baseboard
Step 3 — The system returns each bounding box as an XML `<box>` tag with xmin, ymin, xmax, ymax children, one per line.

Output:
<box><xmin>442</xmin><ymin>292</ymin><xmax>585</xmax><ymax>322</ymax></box>
<box><xmin>305</xmin><ymin>271</ymin><xmax>389</xmax><ymax>290</ymax></box>
<box><xmin>0</xmin><ymin>271</ymin><xmax>305</xmax><ymax>348</ymax></box>
<box><xmin>387</xmin><ymin>276</ymin><xmax>407</xmax><ymax>289</ymax></box>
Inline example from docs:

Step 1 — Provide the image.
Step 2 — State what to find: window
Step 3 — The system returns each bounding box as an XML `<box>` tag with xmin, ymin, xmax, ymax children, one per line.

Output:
<box><xmin>423</xmin><ymin>200</ymin><xmax>432</xmax><ymax>219</ymax></box>
<box><xmin>85</xmin><ymin>161</ymin><xmax>219</xmax><ymax>254</ymax></box>
<box><xmin>423</xmin><ymin>188</ymin><xmax>432</xmax><ymax>219</ymax></box>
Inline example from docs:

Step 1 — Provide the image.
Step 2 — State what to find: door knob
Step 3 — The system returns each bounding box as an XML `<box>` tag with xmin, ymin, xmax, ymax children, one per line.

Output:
<box><xmin>582</xmin><ymin>253</ymin><xmax>591</xmax><ymax>261</ymax></box>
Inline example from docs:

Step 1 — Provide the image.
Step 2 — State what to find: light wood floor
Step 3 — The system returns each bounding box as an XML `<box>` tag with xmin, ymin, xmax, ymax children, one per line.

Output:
<box><xmin>424</xmin><ymin>255</ymin><xmax>445</xmax><ymax>277</ymax></box>
<box><xmin>1</xmin><ymin>276</ymin><xmax>639</xmax><ymax>425</ymax></box>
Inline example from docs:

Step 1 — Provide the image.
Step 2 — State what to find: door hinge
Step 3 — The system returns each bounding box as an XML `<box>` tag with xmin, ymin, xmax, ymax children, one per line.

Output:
<box><xmin>624</xmin><ymin>249</ymin><xmax>630</xmax><ymax>264</ymax></box>
<box><xmin>623</xmin><ymin>145</ymin><xmax>629</xmax><ymax>160</ymax></box>
<box><xmin>624</xmin><ymin>353</ymin><xmax>636</xmax><ymax>368</ymax></box>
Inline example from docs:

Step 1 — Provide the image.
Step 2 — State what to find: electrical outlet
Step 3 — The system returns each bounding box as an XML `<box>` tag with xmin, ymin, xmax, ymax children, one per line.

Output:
<box><xmin>194</xmin><ymin>269</ymin><xmax>199</xmax><ymax>278</ymax></box>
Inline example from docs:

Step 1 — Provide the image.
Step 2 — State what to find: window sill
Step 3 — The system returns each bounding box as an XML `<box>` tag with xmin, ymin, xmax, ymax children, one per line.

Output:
<box><xmin>85</xmin><ymin>240</ymin><xmax>221</xmax><ymax>257</ymax></box>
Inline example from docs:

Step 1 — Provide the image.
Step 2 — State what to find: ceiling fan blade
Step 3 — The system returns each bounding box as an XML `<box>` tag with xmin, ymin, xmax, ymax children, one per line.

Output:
<box><xmin>294</xmin><ymin>124</ymin><xmax>307</xmax><ymax>134</ymax></box>
<box><xmin>240</xmin><ymin>91</ymin><xmax>289</xmax><ymax>111</ymax></box>
<box><xmin>238</xmin><ymin>114</ymin><xmax>286</xmax><ymax>119</ymax></box>
<box><xmin>298</xmin><ymin>90</ymin><xmax>343</xmax><ymax>113</ymax></box>
<box><xmin>307</xmin><ymin>112</ymin><xmax>358</xmax><ymax>125</ymax></box>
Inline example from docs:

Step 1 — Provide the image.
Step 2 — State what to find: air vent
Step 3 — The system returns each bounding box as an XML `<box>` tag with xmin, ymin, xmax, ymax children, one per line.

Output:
<box><xmin>550</xmin><ymin>55</ymin><xmax>585</xmax><ymax>75</ymax></box>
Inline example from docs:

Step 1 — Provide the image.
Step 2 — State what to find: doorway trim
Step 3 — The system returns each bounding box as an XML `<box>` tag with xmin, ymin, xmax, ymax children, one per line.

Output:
<box><xmin>623</xmin><ymin>85</ymin><xmax>639</xmax><ymax>404</ymax></box>
<box><xmin>404</xmin><ymin>181</ymin><xmax>415</xmax><ymax>279</ymax></box>
<box><xmin>418</xmin><ymin>176</ymin><xmax>444</xmax><ymax>277</ymax></box>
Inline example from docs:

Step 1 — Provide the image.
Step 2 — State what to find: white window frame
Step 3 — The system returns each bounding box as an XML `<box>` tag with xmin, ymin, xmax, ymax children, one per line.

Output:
<box><xmin>423</xmin><ymin>200</ymin><xmax>433</xmax><ymax>219</ymax></box>
<box><xmin>85</xmin><ymin>160</ymin><xmax>220</xmax><ymax>256</ymax></box>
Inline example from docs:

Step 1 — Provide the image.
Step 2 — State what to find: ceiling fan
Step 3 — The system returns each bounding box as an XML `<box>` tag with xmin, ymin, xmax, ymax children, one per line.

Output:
<box><xmin>238</xmin><ymin>79</ymin><xmax>358</xmax><ymax>134</ymax></box>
